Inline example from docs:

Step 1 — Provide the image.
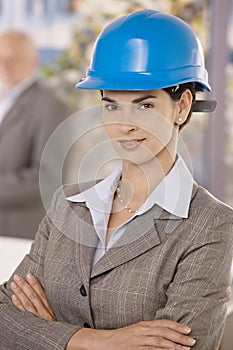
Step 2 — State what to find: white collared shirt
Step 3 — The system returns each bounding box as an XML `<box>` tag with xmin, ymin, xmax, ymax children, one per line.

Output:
<box><xmin>0</xmin><ymin>73</ymin><xmax>39</xmax><ymax>125</ymax></box>
<box><xmin>67</xmin><ymin>155</ymin><xmax>194</xmax><ymax>265</ymax></box>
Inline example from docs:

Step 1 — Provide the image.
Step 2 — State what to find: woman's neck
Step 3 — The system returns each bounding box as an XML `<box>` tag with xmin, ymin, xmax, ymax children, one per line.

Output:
<box><xmin>120</xmin><ymin>150</ymin><xmax>176</xmax><ymax>204</ymax></box>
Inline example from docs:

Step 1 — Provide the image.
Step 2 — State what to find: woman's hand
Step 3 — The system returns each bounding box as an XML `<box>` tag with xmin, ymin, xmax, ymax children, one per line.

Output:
<box><xmin>10</xmin><ymin>276</ymin><xmax>196</xmax><ymax>350</ymax></box>
<box><xmin>11</xmin><ymin>274</ymin><xmax>56</xmax><ymax>322</ymax></box>
<box><xmin>66</xmin><ymin>320</ymin><xmax>196</xmax><ymax>350</ymax></box>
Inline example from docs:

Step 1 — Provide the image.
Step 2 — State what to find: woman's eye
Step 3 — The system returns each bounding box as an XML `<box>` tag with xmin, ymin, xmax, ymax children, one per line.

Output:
<box><xmin>104</xmin><ymin>104</ymin><xmax>119</xmax><ymax>111</ymax></box>
<box><xmin>138</xmin><ymin>103</ymin><xmax>154</xmax><ymax>110</ymax></box>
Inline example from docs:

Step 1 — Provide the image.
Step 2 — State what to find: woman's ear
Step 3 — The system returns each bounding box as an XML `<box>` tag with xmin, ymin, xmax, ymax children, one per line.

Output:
<box><xmin>175</xmin><ymin>89</ymin><xmax>193</xmax><ymax>126</ymax></box>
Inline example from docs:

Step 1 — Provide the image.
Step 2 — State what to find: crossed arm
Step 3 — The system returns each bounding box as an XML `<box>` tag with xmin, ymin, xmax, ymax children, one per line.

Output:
<box><xmin>1</xmin><ymin>187</ymin><xmax>232</xmax><ymax>350</ymax></box>
<box><xmin>10</xmin><ymin>273</ymin><xmax>195</xmax><ymax>350</ymax></box>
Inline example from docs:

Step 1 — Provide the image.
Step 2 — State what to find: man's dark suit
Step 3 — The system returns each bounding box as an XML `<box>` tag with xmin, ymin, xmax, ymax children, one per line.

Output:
<box><xmin>0</xmin><ymin>81</ymin><xmax>71</xmax><ymax>239</ymax></box>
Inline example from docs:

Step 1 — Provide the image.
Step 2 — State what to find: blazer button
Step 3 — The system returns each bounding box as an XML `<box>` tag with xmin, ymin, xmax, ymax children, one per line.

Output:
<box><xmin>83</xmin><ymin>322</ymin><xmax>91</xmax><ymax>328</ymax></box>
<box><xmin>80</xmin><ymin>284</ymin><xmax>87</xmax><ymax>297</ymax></box>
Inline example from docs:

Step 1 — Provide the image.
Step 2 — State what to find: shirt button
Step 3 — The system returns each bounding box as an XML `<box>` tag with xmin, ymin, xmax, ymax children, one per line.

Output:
<box><xmin>80</xmin><ymin>285</ymin><xmax>87</xmax><ymax>297</ymax></box>
<box><xmin>83</xmin><ymin>322</ymin><xmax>91</xmax><ymax>328</ymax></box>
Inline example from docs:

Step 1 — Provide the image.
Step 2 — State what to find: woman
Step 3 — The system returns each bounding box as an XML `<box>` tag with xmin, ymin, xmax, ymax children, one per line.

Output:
<box><xmin>1</xmin><ymin>10</ymin><xmax>233</xmax><ymax>350</ymax></box>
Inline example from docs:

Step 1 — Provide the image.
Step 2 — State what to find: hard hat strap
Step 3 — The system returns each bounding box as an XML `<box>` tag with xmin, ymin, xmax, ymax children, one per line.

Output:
<box><xmin>193</xmin><ymin>100</ymin><xmax>217</xmax><ymax>113</ymax></box>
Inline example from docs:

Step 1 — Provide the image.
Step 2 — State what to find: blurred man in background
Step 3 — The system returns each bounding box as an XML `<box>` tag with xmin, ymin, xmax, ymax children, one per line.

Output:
<box><xmin>0</xmin><ymin>31</ymin><xmax>71</xmax><ymax>239</ymax></box>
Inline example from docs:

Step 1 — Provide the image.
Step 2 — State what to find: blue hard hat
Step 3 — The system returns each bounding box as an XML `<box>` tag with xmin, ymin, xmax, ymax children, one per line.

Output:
<box><xmin>76</xmin><ymin>9</ymin><xmax>211</xmax><ymax>92</ymax></box>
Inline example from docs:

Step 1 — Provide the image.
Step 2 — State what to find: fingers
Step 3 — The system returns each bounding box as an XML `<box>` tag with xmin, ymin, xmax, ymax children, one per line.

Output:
<box><xmin>12</xmin><ymin>294</ymin><xmax>26</xmax><ymax>312</ymax></box>
<box><xmin>145</xmin><ymin>319</ymin><xmax>191</xmax><ymax>334</ymax></box>
<box><xmin>137</xmin><ymin>348</ymin><xmax>188</xmax><ymax>350</ymax></box>
<box><xmin>152</xmin><ymin>328</ymin><xmax>195</xmax><ymax>348</ymax></box>
<box><xmin>11</xmin><ymin>280</ymin><xmax>38</xmax><ymax>315</ymax></box>
<box><xmin>142</xmin><ymin>334</ymin><xmax>193</xmax><ymax>349</ymax></box>
<box><xmin>149</xmin><ymin>319</ymin><xmax>196</xmax><ymax>348</ymax></box>
<box><xmin>141</xmin><ymin>331</ymin><xmax>195</xmax><ymax>349</ymax></box>
<box><xmin>132</xmin><ymin>321</ymin><xmax>196</xmax><ymax>349</ymax></box>
<box><xmin>26</xmin><ymin>274</ymin><xmax>55</xmax><ymax>316</ymax></box>
<box><xmin>11</xmin><ymin>274</ymin><xmax>56</xmax><ymax>322</ymax></box>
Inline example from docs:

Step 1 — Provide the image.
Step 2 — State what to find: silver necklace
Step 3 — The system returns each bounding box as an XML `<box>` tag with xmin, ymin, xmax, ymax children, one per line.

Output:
<box><xmin>116</xmin><ymin>182</ymin><xmax>138</xmax><ymax>213</ymax></box>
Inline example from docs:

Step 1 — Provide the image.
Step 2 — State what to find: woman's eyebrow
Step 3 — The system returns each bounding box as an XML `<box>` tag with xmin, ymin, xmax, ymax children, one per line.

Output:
<box><xmin>101</xmin><ymin>97</ymin><xmax>116</xmax><ymax>102</ymax></box>
<box><xmin>132</xmin><ymin>95</ymin><xmax>157</xmax><ymax>103</ymax></box>
<box><xmin>101</xmin><ymin>95</ymin><xmax>157</xmax><ymax>103</ymax></box>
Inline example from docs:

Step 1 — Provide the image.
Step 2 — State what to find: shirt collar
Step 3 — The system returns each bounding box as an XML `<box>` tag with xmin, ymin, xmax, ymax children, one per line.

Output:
<box><xmin>66</xmin><ymin>154</ymin><xmax>194</xmax><ymax>219</ymax></box>
<box><xmin>66</xmin><ymin>166</ymin><xmax>121</xmax><ymax>214</ymax></box>
<box><xmin>138</xmin><ymin>155</ymin><xmax>193</xmax><ymax>218</ymax></box>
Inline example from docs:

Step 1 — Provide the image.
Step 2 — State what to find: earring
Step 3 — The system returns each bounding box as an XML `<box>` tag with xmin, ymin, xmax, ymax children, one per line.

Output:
<box><xmin>178</xmin><ymin>117</ymin><xmax>183</xmax><ymax>123</ymax></box>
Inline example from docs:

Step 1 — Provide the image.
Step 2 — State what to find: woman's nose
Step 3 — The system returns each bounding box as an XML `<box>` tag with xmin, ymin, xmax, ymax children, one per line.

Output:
<box><xmin>117</xmin><ymin>119</ymin><xmax>139</xmax><ymax>134</ymax></box>
<box><xmin>117</xmin><ymin>107</ymin><xmax>139</xmax><ymax>133</ymax></box>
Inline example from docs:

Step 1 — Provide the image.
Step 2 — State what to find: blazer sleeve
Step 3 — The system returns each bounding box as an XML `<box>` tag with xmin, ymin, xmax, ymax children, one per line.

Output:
<box><xmin>0</xmin><ymin>188</ymin><xmax>81</xmax><ymax>350</ymax></box>
<box><xmin>155</xmin><ymin>213</ymin><xmax>233</xmax><ymax>350</ymax></box>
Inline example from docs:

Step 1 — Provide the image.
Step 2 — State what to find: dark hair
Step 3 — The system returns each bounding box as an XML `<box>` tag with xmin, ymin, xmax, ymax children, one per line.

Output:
<box><xmin>163</xmin><ymin>82</ymin><xmax>196</xmax><ymax>130</ymax></box>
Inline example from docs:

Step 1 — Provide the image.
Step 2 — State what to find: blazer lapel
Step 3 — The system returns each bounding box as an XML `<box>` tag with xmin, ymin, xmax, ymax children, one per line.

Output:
<box><xmin>78</xmin><ymin>220</ymin><xmax>97</xmax><ymax>284</ymax></box>
<box><xmin>67</xmin><ymin>182</ymin><xmax>198</xmax><ymax>280</ymax></box>
<box><xmin>66</xmin><ymin>202</ymin><xmax>98</xmax><ymax>284</ymax></box>
<box><xmin>91</xmin><ymin>205</ymin><xmax>163</xmax><ymax>278</ymax></box>
<box><xmin>91</xmin><ymin>183</ymin><xmax>199</xmax><ymax>278</ymax></box>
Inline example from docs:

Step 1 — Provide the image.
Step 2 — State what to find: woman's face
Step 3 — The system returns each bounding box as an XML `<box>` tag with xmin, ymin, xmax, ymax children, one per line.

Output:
<box><xmin>102</xmin><ymin>89</ymin><xmax>181</xmax><ymax>166</ymax></box>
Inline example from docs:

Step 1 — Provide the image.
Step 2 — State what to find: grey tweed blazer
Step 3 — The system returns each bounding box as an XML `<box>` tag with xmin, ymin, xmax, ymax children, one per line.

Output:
<box><xmin>0</xmin><ymin>181</ymin><xmax>233</xmax><ymax>350</ymax></box>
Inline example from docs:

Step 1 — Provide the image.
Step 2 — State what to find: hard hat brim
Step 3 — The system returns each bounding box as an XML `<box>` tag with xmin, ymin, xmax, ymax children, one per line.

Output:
<box><xmin>76</xmin><ymin>68</ymin><xmax>211</xmax><ymax>92</ymax></box>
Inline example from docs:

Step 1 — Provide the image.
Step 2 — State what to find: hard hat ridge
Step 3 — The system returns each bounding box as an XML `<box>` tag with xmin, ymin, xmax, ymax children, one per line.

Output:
<box><xmin>76</xmin><ymin>9</ymin><xmax>211</xmax><ymax>92</ymax></box>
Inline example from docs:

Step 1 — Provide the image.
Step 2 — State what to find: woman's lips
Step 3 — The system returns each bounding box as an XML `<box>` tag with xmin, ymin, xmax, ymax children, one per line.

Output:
<box><xmin>118</xmin><ymin>138</ymin><xmax>146</xmax><ymax>150</ymax></box>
